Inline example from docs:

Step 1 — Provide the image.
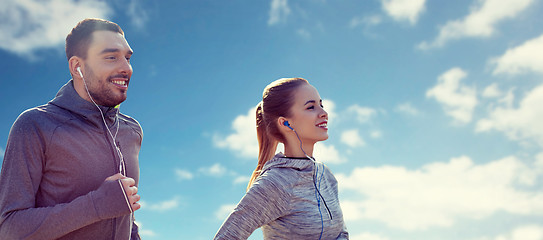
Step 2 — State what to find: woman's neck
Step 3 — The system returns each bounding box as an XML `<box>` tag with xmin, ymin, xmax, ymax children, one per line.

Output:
<box><xmin>283</xmin><ymin>140</ymin><xmax>314</xmax><ymax>158</ymax></box>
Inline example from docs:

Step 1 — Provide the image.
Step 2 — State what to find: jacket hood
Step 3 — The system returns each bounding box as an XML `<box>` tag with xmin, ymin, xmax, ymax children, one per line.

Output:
<box><xmin>261</xmin><ymin>153</ymin><xmax>315</xmax><ymax>173</ymax></box>
<box><xmin>49</xmin><ymin>80</ymin><xmax>119</xmax><ymax>130</ymax></box>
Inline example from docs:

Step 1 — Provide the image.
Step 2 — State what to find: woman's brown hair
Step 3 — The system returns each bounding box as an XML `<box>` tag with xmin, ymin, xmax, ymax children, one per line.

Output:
<box><xmin>247</xmin><ymin>78</ymin><xmax>309</xmax><ymax>190</ymax></box>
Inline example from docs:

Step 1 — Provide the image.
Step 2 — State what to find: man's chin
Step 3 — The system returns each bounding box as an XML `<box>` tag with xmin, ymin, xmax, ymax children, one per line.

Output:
<box><xmin>103</xmin><ymin>97</ymin><xmax>127</xmax><ymax>108</ymax></box>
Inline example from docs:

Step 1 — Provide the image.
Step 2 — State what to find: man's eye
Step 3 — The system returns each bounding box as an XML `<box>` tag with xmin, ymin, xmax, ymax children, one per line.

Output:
<box><xmin>106</xmin><ymin>56</ymin><xmax>116</xmax><ymax>60</ymax></box>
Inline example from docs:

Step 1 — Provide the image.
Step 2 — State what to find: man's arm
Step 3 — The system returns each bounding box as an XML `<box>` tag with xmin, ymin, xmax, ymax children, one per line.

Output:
<box><xmin>0</xmin><ymin>113</ymin><xmax>137</xmax><ymax>239</ymax></box>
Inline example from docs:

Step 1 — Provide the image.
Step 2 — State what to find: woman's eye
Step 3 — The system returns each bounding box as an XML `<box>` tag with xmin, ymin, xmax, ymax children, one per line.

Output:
<box><xmin>307</xmin><ymin>106</ymin><xmax>314</xmax><ymax>110</ymax></box>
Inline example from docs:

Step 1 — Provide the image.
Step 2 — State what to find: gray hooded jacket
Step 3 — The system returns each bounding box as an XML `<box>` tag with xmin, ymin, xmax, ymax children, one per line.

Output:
<box><xmin>0</xmin><ymin>80</ymin><xmax>142</xmax><ymax>239</ymax></box>
<box><xmin>214</xmin><ymin>153</ymin><xmax>349</xmax><ymax>239</ymax></box>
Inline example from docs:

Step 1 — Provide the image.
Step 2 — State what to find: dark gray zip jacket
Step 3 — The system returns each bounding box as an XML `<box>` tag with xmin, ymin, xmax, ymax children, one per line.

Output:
<box><xmin>0</xmin><ymin>80</ymin><xmax>142</xmax><ymax>239</ymax></box>
<box><xmin>214</xmin><ymin>153</ymin><xmax>349</xmax><ymax>239</ymax></box>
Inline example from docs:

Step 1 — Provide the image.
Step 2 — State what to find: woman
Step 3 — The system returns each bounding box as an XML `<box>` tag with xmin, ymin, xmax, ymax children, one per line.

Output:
<box><xmin>214</xmin><ymin>78</ymin><xmax>349</xmax><ymax>239</ymax></box>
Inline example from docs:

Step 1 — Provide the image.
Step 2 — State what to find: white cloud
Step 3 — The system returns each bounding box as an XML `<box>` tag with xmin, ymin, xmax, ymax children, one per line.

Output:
<box><xmin>233</xmin><ymin>175</ymin><xmax>251</xmax><ymax>185</ymax></box>
<box><xmin>370</xmin><ymin>130</ymin><xmax>383</xmax><ymax>139</ymax></box>
<box><xmin>339</xmin><ymin>200</ymin><xmax>365</xmax><ymax>222</ymax></box>
<box><xmin>134</xmin><ymin>221</ymin><xmax>157</xmax><ymax>237</ymax></box>
<box><xmin>482</xmin><ymin>83</ymin><xmax>503</xmax><ymax>98</ymax></box>
<box><xmin>336</xmin><ymin>155</ymin><xmax>543</xmax><ymax>230</ymax></box>
<box><xmin>351</xmin><ymin>232</ymin><xmax>390</xmax><ymax>240</ymax></box>
<box><xmin>498</xmin><ymin>88</ymin><xmax>515</xmax><ymax>108</ymax></box>
<box><xmin>174</xmin><ymin>168</ymin><xmax>194</xmax><ymax>181</ymax></box>
<box><xmin>395</xmin><ymin>102</ymin><xmax>420</xmax><ymax>115</ymax></box>
<box><xmin>380</xmin><ymin>0</ymin><xmax>426</xmax><ymax>25</ymax></box>
<box><xmin>126</xmin><ymin>0</ymin><xmax>149</xmax><ymax>30</ymax></box>
<box><xmin>322</xmin><ymin>99</ymin><xmax>337</xmax><ymax>126</ymax></box>
<box><xmin>347</xmin><ymin>105</ymin><xmax>377</xmax><ymax>124</ymax></box>
<box><xmin>341</xmin><ymin>129</ymin><xmax>366</xmax><ymax>148</ymax></box>
<box><xmin>490</xmin><ymin>34</ymin><xmax>543</xmax><ymax>76</ymax></box>
<box><xmin>349</xmin><ymin>15</ymin><xmax>383</xmax><ymax>28</ymax></box>
<box><xmin>478</xmin><ymin>225</ymin><xmax>543</xmax><ymax>240</ymax></box>
<box><xmin>268</xmin><ymin>0</ymin><xmax>291</xmax><ymax>26</ymax></box>
<box><xmin>140</xmin><ymin>196</ymin><xmax>180</xmax><ymax>212</ymax></box>
<box><xmin>506</xmin><ymin>225</ymin><xmax>543</xmax><ymax>240</ymax></box>
<box><xmin>418</xmin><ymin>0</ymin><xmax>535</xmax><ymax>49</ymax></box>
<box><xmin>537</xmin><ymin>152</ymin><xmax>543</xmax><ymax>167</ymax></box>
<box><xmin>198</xmin><ymin>163</ymin><xmax>228</xmax><ymax>177</ymax></box>
<box><xmin>476</xmin><ymin>84</ymin><xmax>543</xmax><ymax>147</ymax></box>
<box><xmin>296</xmin><ymin>28</ymin><xmax>311</xmax><ymax>39</ymax></box>
<box><xmin>426</xmin><ymin>67</ymin><xmax>477</xmax><ymax>124</ymax></box>
<box><xmin>0</xmin><ymin>0</ymin><xmax>111</xmax><ymax>58</ymax></box>
<box><xmin>314</xmin><ymin>142</ymin><xmax>345</xmax><ymax>164</ymax></box>
<box><xmin>348</xmin><ymin>15</ymin><xmax>384</xmax><ymax>38</ymax></box>
<box><xmin>215</xmin><ymin>204</ymin><xmax>237</xmax><ymax>220</ymax></box>
<box><xmin>176</xmin><ymin>165</ymin><xmax>247</xmax><ymax>184</ymax></box>
<box><xmin>213</xmin><ymin>107</ymin><xmax>258</xmax><ymax>159</ymax></box>
<box><xmin>138</xmin><ymin>229</ymin><xmax>157</xmax><ymax>237</ymax></box>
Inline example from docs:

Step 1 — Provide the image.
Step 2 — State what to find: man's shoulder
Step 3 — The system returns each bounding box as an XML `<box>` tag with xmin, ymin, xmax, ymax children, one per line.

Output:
<box><xmin>15</xmin><ymin>103</ymin><xmax>56</xmax><ymax>125</ymax></box>
<box><xmin>118</xmin><ymin>112</ymin><xmax>143</xmax><ymax>136</ymax></box>
<box><xmin>8</xmin><ymin>103</ymin><xmax>66</xmax><ymax>137</ymax></box>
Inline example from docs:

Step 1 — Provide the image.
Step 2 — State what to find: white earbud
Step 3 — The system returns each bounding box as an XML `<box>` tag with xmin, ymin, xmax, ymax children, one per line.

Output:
<box><xmin>77</xmin><ymin>67</ymin><xmax>83</xmax><ymax>78</ymax></box>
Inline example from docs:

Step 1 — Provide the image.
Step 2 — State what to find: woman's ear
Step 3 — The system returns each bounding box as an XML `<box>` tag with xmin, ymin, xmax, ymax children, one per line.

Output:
<box><xmin>278</xmin><ymin>117</ymin><xmax>294</xmax><ymax>131</ymax></box>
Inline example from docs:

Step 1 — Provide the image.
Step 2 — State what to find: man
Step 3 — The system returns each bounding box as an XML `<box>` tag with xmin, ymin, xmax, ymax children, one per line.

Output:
<box><xmin>0</xmin><ymin>18</ymin><xmax>142</xmax><ymax>239</ymax></box>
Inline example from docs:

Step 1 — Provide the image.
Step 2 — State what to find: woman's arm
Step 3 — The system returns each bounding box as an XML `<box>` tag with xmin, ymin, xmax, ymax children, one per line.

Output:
<box><xmin>336</xmin><ymin>223</ymin><xmax>349</xmax><ymax>239</ymax></box>
<box><xmin>213</xmin><ymin>177</ymin><xmax>291</xmax><ymax>240</ymax></box>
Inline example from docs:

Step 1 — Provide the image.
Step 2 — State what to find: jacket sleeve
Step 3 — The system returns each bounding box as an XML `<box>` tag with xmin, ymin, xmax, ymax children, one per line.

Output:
<box><xmin>131</xmin><ymin>218</ymin><xmax>141</xmax><ymax>240</ymax></box>
<box><xmin>213</xmin><ymin>176</ymin><xmax>291</xmax><ymax>240</ymax></box>
<box><xmin>0</xmin><ymin>112</ymin><xmax>132</xmax><ymax>239</ymax></box>
<box><xmin>336</xmin><ymin>223</ymin><xmax>349</xmax><ymax>239</ymax></box>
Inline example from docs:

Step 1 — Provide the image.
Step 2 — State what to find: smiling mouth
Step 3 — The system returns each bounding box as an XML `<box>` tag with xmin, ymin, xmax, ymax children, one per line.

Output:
<box><xmin>108</xmin><ymin>73</ymin><xmax>130</xmax><ymax>88</ymax></box>
<box><xmin>317</xmin><ymin>122</ymin><xmax>328</xmax><ymax>128</ymax></box>
<box><xmin>111</xmin><ymin>79</ymin><xmax>128</xmax><ymax>87</ymax></box>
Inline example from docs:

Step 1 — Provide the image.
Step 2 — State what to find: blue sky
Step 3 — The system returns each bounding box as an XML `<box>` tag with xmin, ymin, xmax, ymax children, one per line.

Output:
<box><xmin>1</xmin><ymin>0</ymin><xmax>543</xmax><ymax>239</ymax></box>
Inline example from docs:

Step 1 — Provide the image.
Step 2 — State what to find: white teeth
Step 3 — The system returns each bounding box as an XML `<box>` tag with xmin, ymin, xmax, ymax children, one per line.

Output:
<box><xmin>317</xmin><ymin>123</ymin><xmax>327</xmax><ymax>127</ymax></box>
<box><xmin>113</xmin><ymin>80</ymin><xmax>126</xmax><ymax>86</ymax></box>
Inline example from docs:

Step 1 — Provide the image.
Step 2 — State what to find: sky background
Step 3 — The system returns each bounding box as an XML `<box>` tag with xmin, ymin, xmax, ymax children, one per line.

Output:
<box><xmin>1</xmin><ymin>0</ymin><xmax>543</xmax><ymax>239</ymax></box>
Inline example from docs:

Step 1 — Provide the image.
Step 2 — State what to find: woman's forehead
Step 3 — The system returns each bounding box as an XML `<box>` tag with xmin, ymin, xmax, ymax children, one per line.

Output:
<box><xmin>294</xmin><ymin>84</ymin><xmax>321</xmax><ymax>103</ymax></box>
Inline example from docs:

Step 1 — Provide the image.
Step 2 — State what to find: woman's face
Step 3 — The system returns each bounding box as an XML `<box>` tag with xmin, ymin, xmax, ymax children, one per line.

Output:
<box><xmin>286</xmin><ymin>84</ymin><xmax>329</xmax><ymax>145</ymax></box>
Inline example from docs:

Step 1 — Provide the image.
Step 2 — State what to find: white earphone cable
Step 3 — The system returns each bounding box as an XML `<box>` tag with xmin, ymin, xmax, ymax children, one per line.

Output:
<box><xmin>79</xmin><ymin>71</ymin><xmax>133</xmax><ymax>240</ymax></box>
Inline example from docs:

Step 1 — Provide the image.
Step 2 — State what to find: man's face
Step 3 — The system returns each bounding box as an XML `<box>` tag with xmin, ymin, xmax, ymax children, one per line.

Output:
<box><xmin>81</xmin><ymin>30</ymin><xmax>133</xmax><ymax>107</ymax></box>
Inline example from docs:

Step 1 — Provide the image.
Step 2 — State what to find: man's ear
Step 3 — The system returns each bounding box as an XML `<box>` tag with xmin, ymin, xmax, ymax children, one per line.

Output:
<box><xmin>68</xmin><ymin>56</ymin><xmax>82</xmax><ymax>78</ymax></box>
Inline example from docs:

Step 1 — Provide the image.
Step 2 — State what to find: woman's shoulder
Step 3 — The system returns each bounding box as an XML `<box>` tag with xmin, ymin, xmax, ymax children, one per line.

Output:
<box><xmin>257</xmin><ymin>167</ymin><xmax>297</xmax><ymax>187</ymax></box>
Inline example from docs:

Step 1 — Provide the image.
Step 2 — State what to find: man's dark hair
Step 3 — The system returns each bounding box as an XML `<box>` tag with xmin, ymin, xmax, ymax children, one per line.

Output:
<box><xmin>65</xmin><ymin>18</ymin><xmax>124</xmax><ymax>60</ymax></box>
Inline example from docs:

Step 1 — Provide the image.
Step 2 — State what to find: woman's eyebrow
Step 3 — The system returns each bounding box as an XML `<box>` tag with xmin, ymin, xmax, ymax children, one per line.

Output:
<box><xmin>304</xmin><ymin>100</ymin><xmax>316</xmax><ymax>105</ymax></box>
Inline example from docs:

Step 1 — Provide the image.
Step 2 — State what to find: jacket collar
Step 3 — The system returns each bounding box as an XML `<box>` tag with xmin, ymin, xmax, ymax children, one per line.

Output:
<box><xmin>49</xmin><ymin>80</ymin><xmax>119</xmax><ymax>130</ymax></box>
<box><xmin>261</xmin><ymin>153</ymin><xmax>315</xmax><ymax>172</ymax></box>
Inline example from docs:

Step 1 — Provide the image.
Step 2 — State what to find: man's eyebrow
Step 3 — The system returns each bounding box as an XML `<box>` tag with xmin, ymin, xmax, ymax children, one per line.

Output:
<box><xmin>100</xmin><ymin>48</ymin><xmax>133</xmax><ymax>55</ymax></box>
<box><xmin>100</xmin><ymin>48</ymin><xmax>119</xmax><ymax>54</ymax></box>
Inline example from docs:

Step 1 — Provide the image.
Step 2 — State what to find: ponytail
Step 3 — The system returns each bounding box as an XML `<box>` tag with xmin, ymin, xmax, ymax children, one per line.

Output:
<box><xmin>247</xmin><ymin>102</ymin><xmax>277</xmax><ymax>190</ymax></box>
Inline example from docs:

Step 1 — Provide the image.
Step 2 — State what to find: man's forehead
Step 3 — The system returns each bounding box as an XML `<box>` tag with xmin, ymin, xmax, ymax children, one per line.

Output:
<box><xmin>89</xmin><ymin>30</ymin><xmax>132</xmax><ymax>53</ymax></box>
